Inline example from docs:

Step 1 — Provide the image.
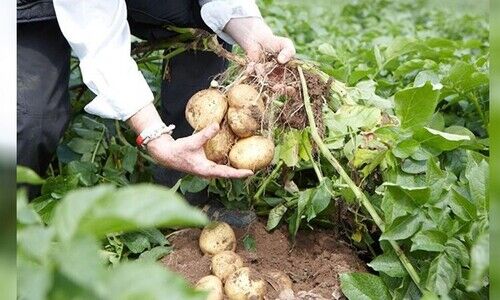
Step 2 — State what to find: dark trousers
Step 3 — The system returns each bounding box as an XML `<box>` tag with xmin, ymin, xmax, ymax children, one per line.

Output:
<box><xmin>17</xmin><ymin>1</ymin><xmax>229</xmax><ymax>202</ymax></box>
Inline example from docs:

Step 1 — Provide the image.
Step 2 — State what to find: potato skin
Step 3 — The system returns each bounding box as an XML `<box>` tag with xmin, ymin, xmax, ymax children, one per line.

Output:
<box><xmin>211</xmin><ymin>251</ymin><xmax>244</xmax><ymax>282</ymax></box>
<box><xmin>199</xmin><ymin>222</ymin><xmax>237</xmax><ymax>255</ymax></box>
<box><xmin>229</xmin><ymin>136</ymin><xmax>275</xmax><ymax>171</ymax></box>
<box><xmin>224</xmin><ymin>267</ymin><xmax>266</xmax><ymax>300</ymax></box>
<box><xmin>227</xmin><ymin>84</ymin><xmax>263</xmax><ymax>108</ymax></box>
<box><xmin>204</xmin><ymin>122</ymin><xmax>236</xmax><ymax>164</ymax></box>
<box><xmin>185</xmin><ymin>89</ymin><xmax>227</xmax><ymax>130</ymax></box>
<box><xmin>227</xmin><ymin>107</ymin><xmax>260</xmax><ymax>138</ymax></box>
<box><xmin>195</xmin><ymin>275</ymin><xmax>223</xmax><ymax>300</ymax></box>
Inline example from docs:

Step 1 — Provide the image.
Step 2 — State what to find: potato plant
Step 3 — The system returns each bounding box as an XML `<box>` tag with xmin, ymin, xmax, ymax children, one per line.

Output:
<box><xmin>18</xmin><ymin>0</ymin><xmax>489</xmax><ymax>299</ymax></box>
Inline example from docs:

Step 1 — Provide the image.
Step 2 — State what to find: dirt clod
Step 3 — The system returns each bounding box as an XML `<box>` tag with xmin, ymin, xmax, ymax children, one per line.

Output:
<box><xmin>162</xmin><ymin>220</ymin><xmax>365</xmax><ymax>300</ymax></box>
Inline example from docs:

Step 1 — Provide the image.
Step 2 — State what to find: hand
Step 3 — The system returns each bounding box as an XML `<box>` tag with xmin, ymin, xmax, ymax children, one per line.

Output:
<box><xmin>224</xmin><ymin>17</ymin><xmax>296</xmax><ymax>64</ymax></box>
<box><xmin>147</xmin><ymin>123</ymin><xmax>254</xmax><ymax>179</ymax></box>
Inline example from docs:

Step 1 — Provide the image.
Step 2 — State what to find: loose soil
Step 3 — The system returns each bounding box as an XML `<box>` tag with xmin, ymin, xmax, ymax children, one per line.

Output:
<box><xmin>162</xmin><ymin>220</ymin><xmax>366</xmax><ymax>300</ymax></box>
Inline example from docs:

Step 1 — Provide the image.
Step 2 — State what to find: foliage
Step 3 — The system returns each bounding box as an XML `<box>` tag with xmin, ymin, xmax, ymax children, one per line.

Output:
<box><xmin>21</xmin><ymin>0</ymin><xmax>489</xmax><ymax>299</ymax></box>
<box><xmin>17</xmin><ymin>167</ymin><xmax>208</xmax><ymax>300</ymax></box>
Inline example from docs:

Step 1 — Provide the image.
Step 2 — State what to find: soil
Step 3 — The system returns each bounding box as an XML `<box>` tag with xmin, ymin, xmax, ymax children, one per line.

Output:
<box><xmin>161</xmin><ymin>220</ymin><xmax>366</xmax><ymax>300</ymax></box>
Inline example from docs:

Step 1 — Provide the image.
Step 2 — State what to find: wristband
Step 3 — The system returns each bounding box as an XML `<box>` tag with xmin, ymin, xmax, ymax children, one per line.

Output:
<box><xmin>136</xmin><ymin>123</ymin><xmax>175</xmax><ymax>148</ymax></box>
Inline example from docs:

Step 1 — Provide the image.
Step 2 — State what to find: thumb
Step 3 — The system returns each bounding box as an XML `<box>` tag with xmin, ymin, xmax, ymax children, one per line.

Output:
<box><xmin>276</xmin><ymin>37</ymin><xmax>296</xmax><ymax>64</ymax></box>
<box><xmin>191</xmin><ymin>123</ymin><xmax>220</xmax><ymax>147</ymax></box>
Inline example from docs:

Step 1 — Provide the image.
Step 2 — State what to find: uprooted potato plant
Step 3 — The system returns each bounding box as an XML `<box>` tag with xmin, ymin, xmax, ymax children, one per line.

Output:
<box><xmin>18</xmin><ymin>0</ymin><xmax>489</xmax><ymax>299</ymax></box>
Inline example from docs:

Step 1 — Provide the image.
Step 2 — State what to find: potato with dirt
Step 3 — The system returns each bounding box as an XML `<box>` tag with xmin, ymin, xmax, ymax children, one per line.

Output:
<box><xmin>227</xmin><ymin>84</ymin><xmax>265</xmax><ymax>138</ymax></box>
<box><xmin>185</xmin><ymin>89</ymin><xmax>228</xmax><ymax>131</ymax></box>
<box><xmin>199</xmin><ymin>222</ymin><xmax>237</xmax><ymax>255</ymax></box>
<box><xmin>229</xmin><ymin>136</ymin><xmax>275</xmax><ymax>171</ymax></box>
<box><xmin>195</xmin><ymin>275</ymin><xmax>224</xmax><ymax>300</ymax></box>
<box><xmin>224</xmin><ymin>267</ymin><xmax>267</xmax><ymax>300</ymax></box>
<box><xmin>211</xmin><ymin>251</ymin><xmax>244</xmax><ymax>282</ymax></box>
<box><xmin>204</xmin><ymin>122</ymin><xmax>236</xmax><ymax>164</ymax></box>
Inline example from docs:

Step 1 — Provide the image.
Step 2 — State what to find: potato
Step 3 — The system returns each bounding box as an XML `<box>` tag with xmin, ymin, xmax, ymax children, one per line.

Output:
<box><xmin>227</xmin><ymin>84</ymin><xmax>264</xmax><ymax>109</ymax></box>
<box><xmin>263</xmin><ymin>270</ymin><xmax>293</xmax><ymax>291</ymax></box>
<box><xmin>195</xmin><ymin>275</ymin><xmax>223</xmax><ymax>300</ymax></box>
<box><xmin>185</xmin><ymin>89</ymin><xmax>227</xmax><ymax>130</ymax></box>
<box><xmin>199</xmin><ymin>222</ymin><xmax>236</xmax><ymax>255</ymax></box>
<box><xmin>211</xmin><ymin>251</ymin><xmax>244</xmax><ymax>282</ymax></box>
<box><xmin>229</xmin><ymin>136</ymin><xmax>275</xmax><ymax>171</ymax></box>
<box><xmin>227</xmin><ymin>107</ymin><xmax>261</xmax><ymax>138</ymax></box>
<box><xmin>224</xmin><ymin>267</ymin><xmax>267</xmax><ymax>300</ymax></box>
<box><xmin>204</xmin><ymin>122</ymin><xmax>236</xmax><ymax>164</ymax></box>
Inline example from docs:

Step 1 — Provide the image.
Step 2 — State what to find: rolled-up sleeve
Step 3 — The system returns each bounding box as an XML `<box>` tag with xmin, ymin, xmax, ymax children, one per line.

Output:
<box><xmin>199</xmin><ymin>0</ymin><xmax>262</xmax><ymax>44</ymax></box>
<box><xmin>53</xmin><ymin>0</ymin><xmax>154</xmax><ymax>121</ymax></box>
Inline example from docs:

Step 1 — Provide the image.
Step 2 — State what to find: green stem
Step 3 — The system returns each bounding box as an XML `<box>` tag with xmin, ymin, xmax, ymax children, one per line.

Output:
<box><xmin>254</xmin><ymin>160</ymin><xmax>284</xmax><ymax>202</ymax></box>
<box><xmin>91</xmin><ymin>129</ymin><xmax>105</xmax><ymax>163</ymax></box>
<box><xmin>307</xmin><ymin>148</ymin><xmax>323</xmax><ymax>181</ymax></box>
<box><xmin>468</xmin><ymin>92</ymin><xmax>488</xmax><ymax>132</ymax></box>
<box><xmin>298</xmin><ymin>66</ymin><xmax>423</xmax><ymax>292</ymax></box>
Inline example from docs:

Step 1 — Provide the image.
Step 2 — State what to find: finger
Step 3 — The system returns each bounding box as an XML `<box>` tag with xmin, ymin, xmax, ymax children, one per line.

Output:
<box><xmin>189</xmin><ymin>123</ymin><xmax>220</xmax><ymax>148</ymax></box>
<box><xmin>277</xmin><ymin>38</ymin><xmax>296</xmax><ymax>64</ymax></box>
<box><xmin>205</xmin><ymin>164</ymin><xmax>254</xmax><ymax>178</ymax></box>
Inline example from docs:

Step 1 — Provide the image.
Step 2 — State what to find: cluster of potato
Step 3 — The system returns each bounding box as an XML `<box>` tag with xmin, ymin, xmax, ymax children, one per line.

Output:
<box><xmin>196</xmin><ymin>222</ymin><xmax>293</xmax><ymax>300</ymax></box>
<box><xmin>185</xmin><ymin>84</ymin><xmax>275</xmax><ymax>172</ymax></box>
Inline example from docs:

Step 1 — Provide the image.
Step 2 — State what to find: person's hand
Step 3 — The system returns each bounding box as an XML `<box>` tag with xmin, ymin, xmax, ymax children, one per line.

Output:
<box><xmin>224</xmin><ymin>17</ymin><xmax>296</xmax><ymax>64</ymax></box>
<box><xmin>146</xmin><ymin>123</ymin><xmax>254</xmax><ymax>179</ymax></box>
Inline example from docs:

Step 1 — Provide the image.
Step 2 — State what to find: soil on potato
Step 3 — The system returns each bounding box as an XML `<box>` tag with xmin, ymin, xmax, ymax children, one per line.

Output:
<box><xmin>161</xmin><ymin>220</ymin><xmax>366</xmax><ymax>300</ymax></box>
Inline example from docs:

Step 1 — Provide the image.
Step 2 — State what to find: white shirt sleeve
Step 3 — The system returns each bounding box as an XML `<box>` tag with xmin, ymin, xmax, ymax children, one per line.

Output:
<box><xmin>199</xmin><ymin>0</ymin><xmax>262</xmax><ymax>44</ymax></box>
<box><xmin>53</xmin><ymin>0</ymin><xmax>154</xmax><ymax>121</ymax></box>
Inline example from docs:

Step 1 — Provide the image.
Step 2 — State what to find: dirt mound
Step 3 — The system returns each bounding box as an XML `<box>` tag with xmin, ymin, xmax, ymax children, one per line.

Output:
<box><xmin>162</xmin><ymin>220</ymin><xmax>366</xmax><ymax>299</ymax></box>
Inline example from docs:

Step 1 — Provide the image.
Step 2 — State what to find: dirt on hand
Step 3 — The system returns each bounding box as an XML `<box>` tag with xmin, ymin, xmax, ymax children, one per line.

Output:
<box><xmin>161</xmin><ymin>220</ymin><xmax>366</xmax><ymax>300</ymax></box>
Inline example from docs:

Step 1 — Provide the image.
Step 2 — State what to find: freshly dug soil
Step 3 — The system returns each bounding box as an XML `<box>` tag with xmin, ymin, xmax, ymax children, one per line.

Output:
<box><xmin>162</xmin><ymin>220</ymin><xmax>366</xmax><ymax>299</ymax></box>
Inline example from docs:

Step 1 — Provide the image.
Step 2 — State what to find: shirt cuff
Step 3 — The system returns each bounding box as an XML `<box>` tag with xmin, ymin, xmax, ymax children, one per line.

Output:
<box><xmin>82</xmin><ymin>61</ymin><xmax>154</xmax><ymax>121</ymax></box>
<box><xmin>200</xmin><ymin>0</ymin><xmax>262</xmax><ymax>44</ymax></box>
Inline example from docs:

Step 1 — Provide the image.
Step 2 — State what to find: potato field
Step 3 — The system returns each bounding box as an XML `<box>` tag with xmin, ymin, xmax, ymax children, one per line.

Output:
<box><xmin>17</xmin><ymin>0</ymin><xmax>489</xmax><ymax>299</ymax></box>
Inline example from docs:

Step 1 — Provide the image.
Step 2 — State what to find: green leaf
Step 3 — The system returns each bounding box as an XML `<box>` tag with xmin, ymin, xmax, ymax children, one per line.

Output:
<box><xmin>426</xmin><ymin>254</ymin><xmax>457</xmax><ymax>296</ymax></box>
<box><xmin>52</xmin><ymin>185</ymin><xmax>113</xmax><ymax>241</ymax></box>
<box><xmin>340</xmin><ymin>273</ymin><xmax>391</xmax><ymax>300</ymax></box>
<box><xmin>17</xmin><ymin>166</ymin><xmax>45</xmax><ymax>185</ymax></box>
<box><xmin>328</xmin><ymin>105</ymin><xmax>382</xmax><ymax>135</ymax></box>
<box><xmin>17</xmin><ymin>258</ymin><xmax>53</xmax><ymax>300</ymax></box>
<box><xmin>102</xmin><ymin>261</ymin><xmax>204</xmax><ymax>300</ymax></box>
<box><xmin>266</xmin><ymin>204</ymin><xmax>287</xmax><ymax>231</ymax></box>
<box><xmin>67</xmin><ymin>138</ymin><xmax>97</xmax><ymax>154</ymax></box>
<box><xmin>394</xmin><ymin>82</ymin><xmax>440</xmax><ymax>130</ymax></box>
<box><xmin>380</xmin><ymin>213</ymin><xmax>422</xmax><ymax>241</ymax></box>
<box><xmin>445</xmin><ymin>238</ymin><xmax>469</xmax><ymax>267</ymax></box>
<box><xmin>410</xmin><ymin>230</ymin><xmax>447</xmax><ymax>252</ymax></box>
<box><xmin>17</xmin><ymin>226</ymin><xmax>55</xmax><ymax>262</ymax></box>
<box><xmin>385</xmin><ymin>183</ymin><xmax>430</xmax><ymax>208</ymax></box>
<box><xmin>66</xmin><ymin>161</ymin><xmax>98</xmax><ymax>187</ymax></box>
<box><xmin>392</xmin><ymin>139</ymin><xmax>419</xmax><ymax>159</ymax></box>
<box><xmin>242</xmin><ymin>234</ymin><xmax>257</xmax><ymax>252</ymax></box>
<box><xmin>448</xmin><ymin>188</ymin><xmax>477</xmax><ymax>221</ymax></box>
<box><xmin>121</xmin><ymin>232</ymin><xmax>151</xmax><ymax>254</ymax></box>
<box><xmin>443</xmin><ymin>61</ymin><xmax>488</xmax><ymax>93</ymax></box>
<box><xmin>465</xmin><ymin>159</ymin><xmax>488</xmax><ymax>211</ymax></box>
<box><xmin>401</xmin><ymin>159</ymin><xmax>427</xmax><ymax>174</ymax></box>
<box><xmin>279</xmin><ymin>130</ymin><xmax>302</xmax><ymax>167</ymax></box>
<box><xmin>295</xmin><ymin>189</ymin><xmax>312</xmax><ymax>234</ymax></box>
<box><xmin>122</xmin><ymin>145</ymin><xmax>138</xmax><ymax>173</ymax></box>
<box><xmin>138</xmin><ymin>246</ymin><xmax>172</xmax><ymax>262</ymax></box>
<box><xmin>180</xmin><ymin>175</ymin><xmax>209</xmax><ymax>194</ymax></box>
<box><xmin>306</xmin><ymin>179</ymin><xmax>331</xmax><ymax>221</ymax></box>
<box><xmin>55</xmin><ymin>184</ymin><xmax>208</xmax><ymax>240</ymax></box>
<box><xmin>353</xmin><ymin>149</ymin><xmax>388</xmax><ymax>177</ymax></box>
<box><xmin>467</xmin><ymin>233</ymin><xmax>489</xmax><ymax>291</ymax></box>
<box><xmin>415</xmin><ymin>127</ymin><xmax>470</xmax><ymax>151</ymax></box>
<box><xmin>41</xmin><ymin>175</ymin><xmax>79</xmax><ymax>198</ymax></box>
<box><xmin>52</xmin><ymin>236</ymin><xmax>105</xmax><ymax>290</ymax></box>
<box><xmin>368</xmin><ymin>253</ymin><xmax>406</xmax><ymax>277</ymax></box>
<box><xmin>17</xmin><ymin>189</ymin><xmax>43</xmax><ymax>226</ymax></box>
